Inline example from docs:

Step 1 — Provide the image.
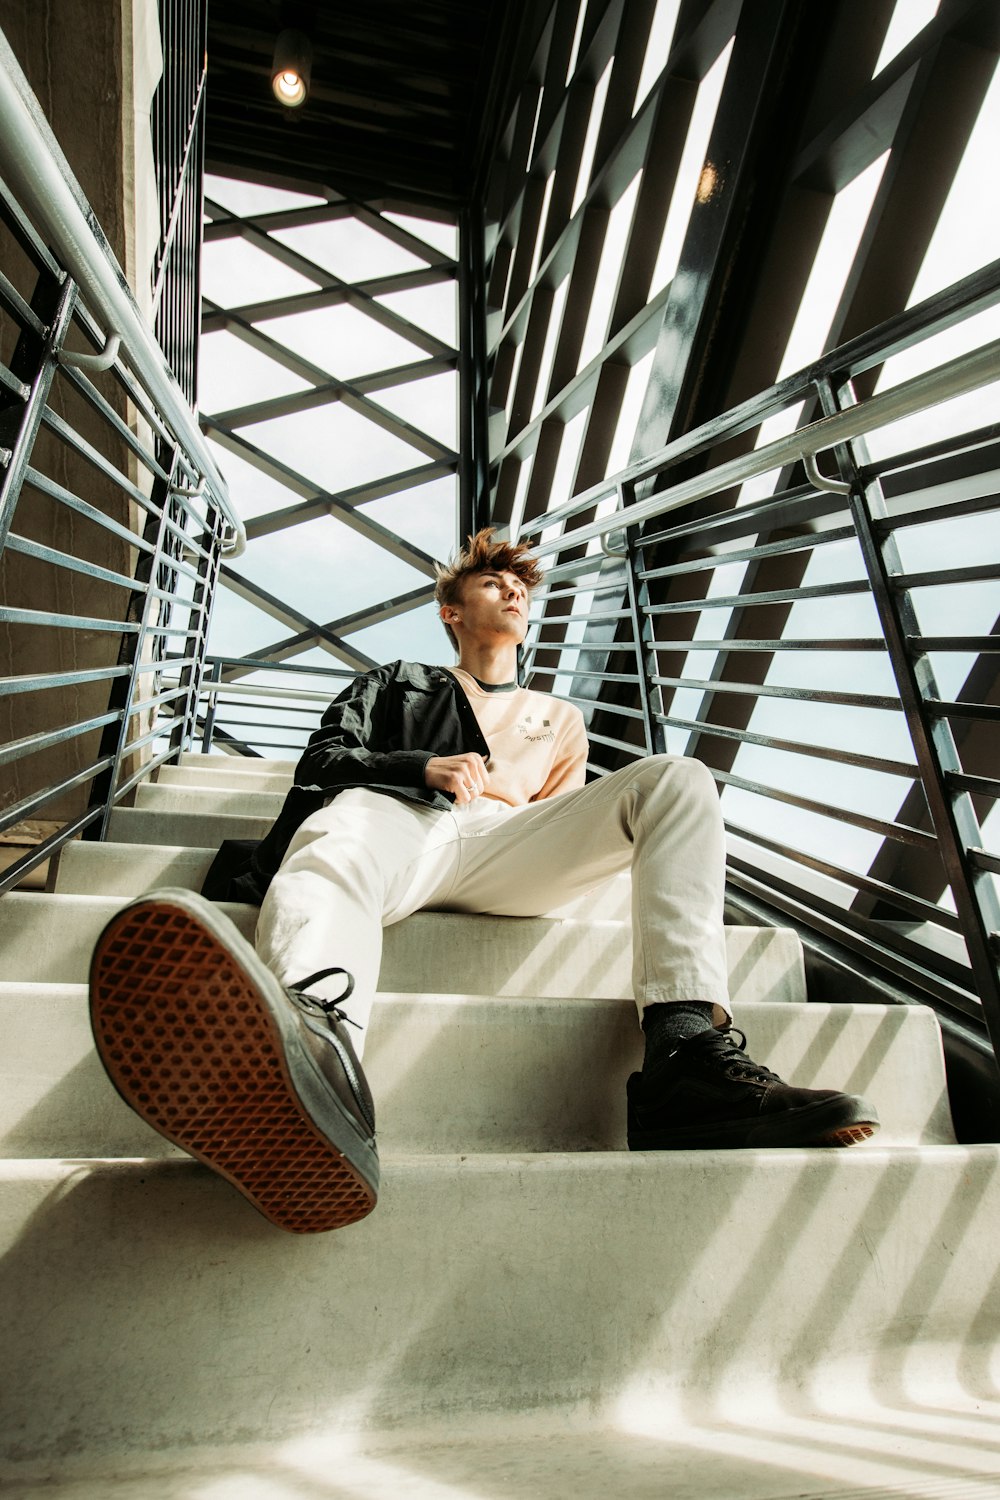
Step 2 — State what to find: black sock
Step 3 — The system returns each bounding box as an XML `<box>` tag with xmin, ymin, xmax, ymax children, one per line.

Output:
<box><xmin>641</xmin><ymin>1002</ymin><xmax>716</xmax><ymax>1085</ymax></box>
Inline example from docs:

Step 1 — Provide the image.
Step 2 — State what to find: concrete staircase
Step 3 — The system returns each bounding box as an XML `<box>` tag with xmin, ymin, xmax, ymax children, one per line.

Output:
<box><xmin>1</xmin><ymin>753</ymin><xmax>999</xmax><ymax>1498</ymax></box>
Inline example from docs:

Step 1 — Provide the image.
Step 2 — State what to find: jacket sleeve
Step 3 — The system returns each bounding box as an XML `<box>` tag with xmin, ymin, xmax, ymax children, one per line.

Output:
<box><xmin>294</xmin><ymin>663</ymin><xmax>435</xmax><ymax>793</ymax></box>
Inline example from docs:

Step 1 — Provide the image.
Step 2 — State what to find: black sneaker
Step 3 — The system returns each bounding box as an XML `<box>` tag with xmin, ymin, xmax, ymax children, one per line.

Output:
<box><xmin>89</xmin><ymin>888</ymin><xmax>379</xmax><ymax>1233</ymax></box>
<box><xmin>627</xmin><ymin>1026</ymin><xmax>880</xmax><ymax>1150</ymax></box>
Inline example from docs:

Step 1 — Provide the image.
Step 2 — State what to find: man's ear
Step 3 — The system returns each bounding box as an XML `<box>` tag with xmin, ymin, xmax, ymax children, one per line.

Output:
<box><xmin>440</xmin><ymin>604</ymin><xmax>460</xmax><ymax>627</ymax></box>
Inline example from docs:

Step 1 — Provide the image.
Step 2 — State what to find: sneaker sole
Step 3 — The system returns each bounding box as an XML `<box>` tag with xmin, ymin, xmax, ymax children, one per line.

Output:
<box><xmin>89</xmin><ymin>893</ymin><xmax>378</xmax><ymax>1234</ymax></box>
<box><xmin>629</xmin><ymin>1094</ymin><xmax>880</xmax><ymax>1151</ymax></box>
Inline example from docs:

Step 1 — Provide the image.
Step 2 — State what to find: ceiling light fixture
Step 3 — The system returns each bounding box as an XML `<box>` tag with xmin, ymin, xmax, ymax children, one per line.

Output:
<box><xmin>271</xmin><ymin>28</ymin><xmax>312</xmax><ymax>108</ymax></box>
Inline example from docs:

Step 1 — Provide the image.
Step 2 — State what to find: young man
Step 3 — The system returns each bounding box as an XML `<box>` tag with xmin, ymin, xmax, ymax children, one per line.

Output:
<box><xmin>89</xmin><ymin>529</ymin><xmax>879</xmax><ymax>1235</ymax></box>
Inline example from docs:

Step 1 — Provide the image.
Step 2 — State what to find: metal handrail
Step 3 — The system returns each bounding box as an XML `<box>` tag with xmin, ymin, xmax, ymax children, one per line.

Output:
<box><xmin>522</xmin><ymin>338</ymin><xmax>999</xmax><ymax>557</ymax></box>
<box><xmin>0</xmin><ymin>27</ymin><xmax>245</xmax><ymax>556</ymax></box>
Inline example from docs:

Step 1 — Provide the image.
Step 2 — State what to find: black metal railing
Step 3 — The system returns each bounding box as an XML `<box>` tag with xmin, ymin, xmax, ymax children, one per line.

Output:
<box><xmin>151</xmin><ymin>0</ymin><xmax>207</xmax><ymax>407</ymax></box>
<box><xmin>0</xmin><ymin>28</ymin><xmax>240</xmax><ymax>894</ymax></box>
<box><xmin>164</xmin><ymin>655</ymin><xmax>354</xmax><ymax>759</ymax></box>
<box><xmin>515</xmin><ymin>257</ymin><xmax>1000</xmax><ymax>1060</ymax></box>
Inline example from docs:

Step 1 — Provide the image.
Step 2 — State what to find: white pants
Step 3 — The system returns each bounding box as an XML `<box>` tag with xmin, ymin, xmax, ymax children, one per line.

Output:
<box><xmin>255</xmin><ymin>754</ymin><xmax>731</xmax><ymax>1055</ymax></box>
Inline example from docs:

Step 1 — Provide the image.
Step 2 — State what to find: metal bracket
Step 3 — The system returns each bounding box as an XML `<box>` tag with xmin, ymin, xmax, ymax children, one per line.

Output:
<box><xmin>601</xmin><ymin>528</ymin><xmax>628</xmax><ymax>559</ymax></box>
<box><xmin>57</xmin><ymin>331</ymin><xmax>121</xmax><ymax>373</ymax></box>
<box><xmin>169</xmin><ymin>476</ymin><xmax>206</xmax><ymax>500</ymax></box>
<box><xmin>805</xmin><ymin>450</ymin><xmax>851</xmax><ymax>496</ymax></box>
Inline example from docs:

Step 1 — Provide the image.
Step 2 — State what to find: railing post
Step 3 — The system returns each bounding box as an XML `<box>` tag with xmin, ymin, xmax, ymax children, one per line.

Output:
<box><xmin>84</xmin><ymin>458</ymin><xmax>179</xmax><ymax>840</ymax></box>
<box><xmin>0</xmin><ymin>274</ymin><xmax>77</xmax><ymax>554</ymax></box>
<box><xmin>168</xmin><ymin>502</ymin><xmax>224</xmax><ymax>761</ymax></box>
<box><xmin>622</xmin><ymin>497</ymin><xmax>668</xmax><ymax>759</ymax></box>
<box><xmin>815</xmin><ymin>374</ymin><xmax>1000</xmax><ymax>1058</ymax></box>
<box><xmin>199</xmin><ymin>657</ymin><xmax>223</xmax><ymax>754</ymax></box>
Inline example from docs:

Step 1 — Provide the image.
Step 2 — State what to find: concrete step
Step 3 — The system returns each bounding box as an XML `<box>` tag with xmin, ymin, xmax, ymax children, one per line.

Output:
<box><xmin>1</xmin><ymin>1144</ymin><xmax>997</xmax><ymax>1468</ymax></box>
<box><xmin>0</xmin><ymin>893</ymin><xmax>806</xmax><ymax>1002</ymax></box>
<box><xmin>106</xmin><ymin>806</ymin><xmax>274</xmax><ymax>845</ymax></box>
<box><xmin>156</xmin><ymin>764</ymin><xmax>294</xmax><ymax>794</ymax></box>
<box><xmin>54</xmin><ymin>842</ymin><xmax>218</xmax><ymax>897</ymax></box>
<box><xmin>179</xmin><ymin>752</ymin><xmax>295</xmax><ymax>772</ymax></box>
<box><xmin>134</xmin><ymin>782</ymin><xmax>288</xmax><ymax>819</ymax></box>
<box><xmin>52</xmin><ymin>841</ymin><xmax>633</xmax><ymax>920</ymax></box>
<box><xmin>0</xmin><ymin>987</ymin><xmax>953</xmax><ymax>1157</ymax></box>
<box><xmin>5</xmin><ymin>1397</ymin><xmax>1000</xmax><ymax>1500</ymax></box>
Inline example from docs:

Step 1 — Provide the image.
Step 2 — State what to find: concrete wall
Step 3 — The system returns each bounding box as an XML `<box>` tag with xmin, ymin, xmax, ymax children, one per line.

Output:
<box><xmin>0</xmin><ymin>2</ymin><xmax>163</xmax><ymax>854</ymax></box>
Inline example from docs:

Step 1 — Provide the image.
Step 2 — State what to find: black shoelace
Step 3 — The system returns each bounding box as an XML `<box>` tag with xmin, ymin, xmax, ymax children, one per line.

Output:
<box><xmin>288</xmin><ymin>966</ymin><xmax>361</xmax><ymax>1029</ymax></box>
<box><xmin>679</xmin><ymin>1026</ymin><xmax>783</xmax><ymax>1086</ymax></box>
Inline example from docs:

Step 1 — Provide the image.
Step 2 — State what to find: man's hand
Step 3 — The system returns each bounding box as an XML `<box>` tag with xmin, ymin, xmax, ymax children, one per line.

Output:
<box><xmin>425</xmin><ymin>752</ymin><xmax>491</xmax><ymax>805</ymax></box>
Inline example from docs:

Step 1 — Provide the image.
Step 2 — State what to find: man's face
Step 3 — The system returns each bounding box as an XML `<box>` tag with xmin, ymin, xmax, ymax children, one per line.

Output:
<box><xmin>445</xmin><ymin>569</ymin><xmax>530</xmax><ymax>644</ymax></box>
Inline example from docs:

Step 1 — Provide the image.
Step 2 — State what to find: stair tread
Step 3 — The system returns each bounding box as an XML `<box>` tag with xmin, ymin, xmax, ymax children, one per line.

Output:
<box><xmin>3</xmin><ymin>1402</ymin><xmax>999</xmax><ymax>1500</ymax></box>
<box><xmin>1</xmin><ymin>1148</ymin><xmax>998</xmax><ymax>1466</ymax></box>
<box><xmin>0</xmin><ymin>893</ymin><xmax>807</xmax><ymax>1002</ymax></box>
<box><xmin>0</xmin><ymin>984</ymin><xmax>955</xmax><ymax>1154</ymax></box>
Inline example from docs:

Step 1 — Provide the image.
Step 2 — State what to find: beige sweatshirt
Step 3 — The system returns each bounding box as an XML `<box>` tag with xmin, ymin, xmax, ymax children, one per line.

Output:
<box><xmin>448</xmin><ymin>668</ymin><xmax>589</xmax><ymax>807</ymax></box>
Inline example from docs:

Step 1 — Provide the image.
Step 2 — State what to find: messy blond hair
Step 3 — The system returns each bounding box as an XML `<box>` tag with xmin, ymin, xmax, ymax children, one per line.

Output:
<box><xmin>435</xmin><ymin>527</ymin><xmax>542</xmax><ymax>650</ymax></box>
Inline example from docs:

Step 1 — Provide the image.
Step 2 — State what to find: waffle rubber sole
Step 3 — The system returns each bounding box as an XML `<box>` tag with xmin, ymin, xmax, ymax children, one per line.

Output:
<box><xmin>628</xmin><ymin>1093</ymin><xmax>880</xmax><ymax>1151</ymax></box>
<box><xmin>89</xmin><ymin>892</ymin><xmax>378</xmax><ymax>1234</ymax></box>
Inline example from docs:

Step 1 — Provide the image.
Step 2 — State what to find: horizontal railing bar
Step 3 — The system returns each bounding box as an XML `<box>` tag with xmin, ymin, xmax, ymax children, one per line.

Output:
<box><xmin>651</xmin><ymin>636</ymin><xmax>886</xmax><ymax>653</ymax></box>
<box><xmin>0</xmin><ymin>38</ymin><xmax>243</xmax><ymax>552</ymax></box>
<box><xmin>656</xmin><ymin>713</ymin><xmax>919</xmax><ymax>778</ymax></box>
<box><xmin>946</xmin><ymin>771</ymin><xmax>1000</xmax><ymax>799</ymax></box>
<box><xmin>726</xmin><ymin>866</ymin><xmax>979</xmax><ymax>1019</ymax></box>
<box><xmin>652</xmin><ymin>674</ymin><xmax>900</xmax><ymax>711</ymax></box>
<box><xmin>59</xmin><ymin>361</ymin><xmax>171</xmax><ymax>485</ymax></box>
<box><xmin>23</xmin><ymin>466</ymin><xmax>159</xmax><ymax>552</ymax></box>
<box><xmin>566</xmin><ymin>641</ymin><xmax>639</xmax><ymax>657</ymax></box>
<box><xmin>0</xmin><ymin>664</ymin><xmax>127</xmax><ymax>696</ymax></box>
<box><xmin>109</xmin><ymin>736</ymin><xmax>182</xmax><ymax>796</ymax></box>
<box><xmin>143</xmin><ymin>542</ymin><xmax>204</xmax><ymax>588</ymax></box>
<box><xmin>0</xmin><ymin>709</ymin><xmax>120</xmax><ymax>767</ymax></box>
<box><xmin>864</xmin><ymin>421</ymin><xmax>1000</xmax><ymax>483</ymax></box>
<box><xmin>0</xmin><ymin>355</ymin><xmax>29</xmax><ymax>400</ymax></box>
<box><xmin>537</xmin><ymin>668</ymin><xmax>640</xmax><ymax>684</ymax></box>
<box><xmin>557</xmin><ymin>692</ymin><xmax>644</xmax><ymax>721</ymax></box>
<box><xmin>199</xmin><ymin>697</ymin><xmax>323</xmax><ymax>718</ymax></box>
<box><xmin>0</xmin><ymin>176</ymin><xmax>63</xmax><ymax>276</ymax></box>
<box><xmin>4</xmin><ymin>533</ymin><xmax>135</xmax><ymax>591</ymax></box>
<box><xmin>187</xmin><ymin>680</ymin><xmax>335</xmax><ymax>705</ymax></box>
<box><xmin>127</xmin><ymin>683</ymin><xmax>192</xmax><ymax>722</ymax></box>
<box><xmin>528</xmin><ymin>608</ymin><xmax>634</xmax><ymax>625</ymax></box>
<box><xmin>0</xmin><ymin>605</ymin><xmax>139</xmax><ymax>633</ymax></box>
<box><xmin>927</xmin><ymin>700</ymin><xmax>1000</xmax><ymax>722</ymax></box>
<box><xmin>191</xmin><ymin>654</ymin><xmax>356</xmax><ymax>681</ymax></box>
<box><xmin>537</xmin><ymin>556</ymin><xmax>628</xmax><ymax>587</ymax></box>
<box><xmin>0</xmin><ymin>753</ymin><xmax>114</xmax><ymax>834</ymax></box>
<box><xmin>970</xmin><ymin>847</ymin><xmax>1000</xmax><ymax>875</ymax></box>
<box><xmin>874</xmin><ymin>486</ymin><xmax>1000</xmax><ymax>535</ymax></box>
<box><xmin>587</xmin><ymin>729</ymin><xmax>645</xmax><ymax>755</ymax></box>
<box><xmin>0</xmin><ymin>263</ymin><xmax>44</xmax><ymax>334</ymax></box>
<box><xmin>644</xmin><ymin>578</ymin><xmax>870</xmax><ymax>614</ymax></box>
<box><xmin>0</xmin><ymin>803</ymin><xmax>104</xmax><ymax>898</ymax></box>
<box><xmin>910</xmin><ymin>635</ymin><xmax>1000</xmax><ymax>653</ymax></box>
<box><xmin>893</xmin><ymin>562</ymin><xmax>1000</xmax><ymax>590</ymax></box>
<box><xmin>637</xmin><ymin>525</ymin><xmax>857</xmax><ymax>583</ymax></box>
<box><xmin>40</xmin><ymin>404</ymin><xmax>151</xmax><ymax>508</ymax></box>
<box><xmin>526</xmin><ymin>339</ymin><xmax>1000</xmax><ymax>558</ymax></box>
<box><xmin>202</xmin><ymin>713</ymin><xmax>317</xmax><ymax>731</ymax></box>
<box><xmin>725</xmin><ymin>820</ymin><xmax>960</xmax><ymax>931</ymax></box>
<box><xmin>712</xmin><ymin>767</ymin><xmax>938</xmax><ymax>847</ymax></box>
<box><xmin>726</xmin><ymin>857</ymin><xmax>974</xmax><ymax>989</ymax></box>
<box><xmin>634</xmin><ymin>483</ymin><xmax>838</xmax><ymax>554</ymax></box>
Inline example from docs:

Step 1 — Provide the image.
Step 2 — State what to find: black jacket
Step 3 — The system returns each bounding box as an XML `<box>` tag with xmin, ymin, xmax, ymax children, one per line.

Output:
<box><xmin>202</xmin><ymin>660</ymin><xmax>489</xmax><ymax>905</ymax></box>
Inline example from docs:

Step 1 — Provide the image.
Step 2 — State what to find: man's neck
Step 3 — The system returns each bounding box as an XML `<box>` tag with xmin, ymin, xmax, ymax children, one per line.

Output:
<box><xmin>455</xmin><ymin>643</ymin><xmax>519</xmax><ymax>685</ymax></box>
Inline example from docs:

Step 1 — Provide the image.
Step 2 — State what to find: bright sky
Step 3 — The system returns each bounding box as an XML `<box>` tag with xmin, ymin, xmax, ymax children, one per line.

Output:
<box><xmin>198</xmin><ymin>0</ymin><xmax>998</xmax><ymax>919</ymax></box>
